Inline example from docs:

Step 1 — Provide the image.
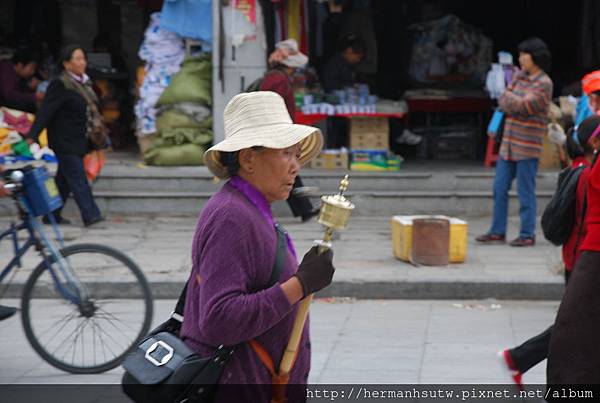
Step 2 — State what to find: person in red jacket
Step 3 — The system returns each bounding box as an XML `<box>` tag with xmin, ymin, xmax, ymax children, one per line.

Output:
<box><xmin>260</xmin><ymin>39</ymin><xmax>319</xmax><ymax>222</ymax></box>
<box><xmin>497</xmin><ymin>115</ymin><xmax>600</xmax><ymax>388</ymax></box>
<box><xmin>547</xmin><ymin>74</ymin><xmax>600</xmax><ymax>384</ymax></box>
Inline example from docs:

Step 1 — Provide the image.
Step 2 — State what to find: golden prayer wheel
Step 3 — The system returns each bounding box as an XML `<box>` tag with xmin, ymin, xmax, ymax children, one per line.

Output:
<box><xmin>314</xmin><ymin>175</ymin><xmax>355</xmax><ymax>252</ymax></box>
<box><xmin>318</xmin><ymin>176</ymin><xmax>354</xmax><ymax>229</ymax></box>
<box><xmin>278</xmin><ymin>175</ymin><xmax>355</xmax><ymax>381</ymax></box>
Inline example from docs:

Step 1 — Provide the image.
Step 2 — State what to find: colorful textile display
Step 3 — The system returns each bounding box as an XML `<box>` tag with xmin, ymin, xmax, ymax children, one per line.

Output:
<box><xmin>0</xmin><ymin>107</ymin><xmax>55</xmax><ymax>164</ymax></box>
<box><xmin>135</xmin><ymin>12</ymin><xmax>185</xmax><ymax>136</ymax></box>
<box><xmin>274</xmin><ymin>0</ymin><xmax>308</xmax><ymax>53</ymax></box>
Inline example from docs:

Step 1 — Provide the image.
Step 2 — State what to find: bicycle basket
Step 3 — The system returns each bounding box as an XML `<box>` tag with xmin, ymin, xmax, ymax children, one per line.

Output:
<box><xmin>22</xmin><ymin>167</ymin><xmax>63</xmax><ymax>216</ymax></box>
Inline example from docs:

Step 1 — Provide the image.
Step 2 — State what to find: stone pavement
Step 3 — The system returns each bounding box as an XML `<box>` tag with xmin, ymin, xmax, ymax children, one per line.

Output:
<box><xmin>0</xmin><ymin>298</ymin><xmax>556</xmax><ymax>385</ymax></box>
<box><xmin>0</xmin><ymin>215</ymin><xmax>564</xmax><ymax>300</ymax></box>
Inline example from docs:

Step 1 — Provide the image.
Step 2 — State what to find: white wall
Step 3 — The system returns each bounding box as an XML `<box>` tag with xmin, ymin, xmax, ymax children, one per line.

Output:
<box><xmin>212</xmin><ymin>0</ymin><xmax>268</xmax><ymax>143</ymax></box>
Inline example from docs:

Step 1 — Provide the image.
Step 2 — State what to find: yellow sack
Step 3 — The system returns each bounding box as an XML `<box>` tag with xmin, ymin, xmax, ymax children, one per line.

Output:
<box><xmin>39</xmin><ymin>129</ymin><xmax>48</xmax><ymax>147</ymax></box>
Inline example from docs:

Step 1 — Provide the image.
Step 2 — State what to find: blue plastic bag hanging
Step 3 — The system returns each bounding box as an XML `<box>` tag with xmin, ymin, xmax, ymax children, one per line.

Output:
<box><xmin>487</xmin><ymin>109</ymin><xmax>505</xmax><ymax>137</ymax></box>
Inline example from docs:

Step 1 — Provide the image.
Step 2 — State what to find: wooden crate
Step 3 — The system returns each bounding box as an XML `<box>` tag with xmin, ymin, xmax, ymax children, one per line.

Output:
<box><xmin>349</xmin><ymin>117</ymin><xmax>389</xmax><ymax>150</ymax></box>
<box><xmin>309</xmin><ymin>150</ymin><xmax>349</xmax><ymax>170</ymax></box>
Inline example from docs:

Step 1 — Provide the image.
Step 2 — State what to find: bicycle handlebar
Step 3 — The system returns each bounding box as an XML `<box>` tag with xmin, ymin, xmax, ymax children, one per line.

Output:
<box><xmin>4</xmin><ymin>183</ymin><xmax>20</xmax><ymax>192</ymax></box>
<box><xmin>3</xmin><ymin>169</ymin><xmax>25</xmax><ymax>195</ymax></box>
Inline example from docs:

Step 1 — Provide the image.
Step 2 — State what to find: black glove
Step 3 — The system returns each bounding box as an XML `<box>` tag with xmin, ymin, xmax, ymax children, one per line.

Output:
<box><xmin>294</xmin><ymin>246</ymin><xmax>335</xmax><ymax>297</ymax></box>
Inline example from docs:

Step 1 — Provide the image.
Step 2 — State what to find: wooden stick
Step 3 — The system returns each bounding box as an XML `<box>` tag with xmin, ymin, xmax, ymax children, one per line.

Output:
<box><xmin>279</xmin><ymin>227</ymin><xmax>334</xmax><ymax>375</ymax></box>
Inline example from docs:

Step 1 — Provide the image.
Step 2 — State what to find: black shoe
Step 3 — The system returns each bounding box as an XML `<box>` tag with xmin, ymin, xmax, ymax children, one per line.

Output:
<box><xmin>0</xmin><ymin>305</ymin><xmax>17</xmax><ymax>320</ymax></box>
<box><xmin>84</xmin><ymin>216</ymin><xmax>105</xmax><ymax>227</ymax></box>
<box><xmin>42</xmin><ymin>215</ymin><xmax>72</xmax><ymax>225</ymax></box>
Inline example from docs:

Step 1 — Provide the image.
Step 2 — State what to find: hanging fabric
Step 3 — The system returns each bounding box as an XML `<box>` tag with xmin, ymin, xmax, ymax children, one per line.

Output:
<box><xmin>299</xmin><ymin>0</ymin><xmax>308</xmax><ymax>54</ymax></box>
<box><xmin>287</xmin><ymin>0</ymin><xmax>301</xmax><ymax>44</ymax></box>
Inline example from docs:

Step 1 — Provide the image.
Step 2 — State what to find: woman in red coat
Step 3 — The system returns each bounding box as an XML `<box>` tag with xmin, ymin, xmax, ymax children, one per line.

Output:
<box><xmin>547</xmin><ymin>74</ymin><xmax>600</xmax><ymax>384</ymax></box>
<box><xmin>498</xmin><ymin>115</ymin><xmax>600</xmax><ymax>388</ymax></box>
<box><xmin>260</xmin><ymin>39</ymin><xmax>319</xmax><ymax>222</ymax></box>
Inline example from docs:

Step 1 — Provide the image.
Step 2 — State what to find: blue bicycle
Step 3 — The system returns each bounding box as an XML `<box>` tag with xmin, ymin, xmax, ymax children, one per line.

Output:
<box><xmin>0</xmin><ymin>165</ymin><xmax>153</xmax><ymax>374</ymax></box>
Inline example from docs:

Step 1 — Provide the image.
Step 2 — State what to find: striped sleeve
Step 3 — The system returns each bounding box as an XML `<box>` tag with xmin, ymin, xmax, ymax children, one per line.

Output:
<box><xmin>500</xmin><ymin>81</ymin><xmax>552</xmax><ymax>117</ymax></box>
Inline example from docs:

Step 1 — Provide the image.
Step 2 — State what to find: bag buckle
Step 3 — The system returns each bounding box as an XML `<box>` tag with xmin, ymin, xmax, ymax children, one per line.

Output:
<box><xmin>145</xmin><ymin>340</ymin><xmax>174</xmax><ymax>366</ymax></box>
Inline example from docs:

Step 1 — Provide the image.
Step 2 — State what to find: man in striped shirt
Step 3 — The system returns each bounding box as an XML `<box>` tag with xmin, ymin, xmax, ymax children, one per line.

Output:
<box><xmin>477</xmin><ymin>38</ymin><xmax>553</xmax><ymax>247</ymax></box>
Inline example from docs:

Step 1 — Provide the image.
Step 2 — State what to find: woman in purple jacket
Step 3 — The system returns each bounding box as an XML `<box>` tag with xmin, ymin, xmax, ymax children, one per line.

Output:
<box><xmin>180</xmin><ymin>91</ymin><xmax>334</xmax><ymax>402</ymax></box>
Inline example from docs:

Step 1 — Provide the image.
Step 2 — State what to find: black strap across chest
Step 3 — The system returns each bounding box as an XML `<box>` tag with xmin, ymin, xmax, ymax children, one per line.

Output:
<box><xmin>174</xmin><ymin>222</ymin><xmax>287</xmax><ymax>316</ymax></box>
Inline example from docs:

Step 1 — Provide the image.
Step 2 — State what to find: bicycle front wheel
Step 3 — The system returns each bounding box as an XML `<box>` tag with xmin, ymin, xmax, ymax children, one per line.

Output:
<box><xmin>21</xmin><ymin>243</ymin><xmax>153</xmax><ymax>374</ymax></box>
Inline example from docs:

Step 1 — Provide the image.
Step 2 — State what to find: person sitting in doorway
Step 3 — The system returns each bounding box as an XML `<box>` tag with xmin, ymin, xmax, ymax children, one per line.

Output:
<box><xmin>0</xmin><ymin>48</ymin><xmax>43</xmax><ymax>112</ymax></box>
<box><xmin>321</xmin><ymin>34</ymin><xmax>365</xmax><ymax>93</ymax></box>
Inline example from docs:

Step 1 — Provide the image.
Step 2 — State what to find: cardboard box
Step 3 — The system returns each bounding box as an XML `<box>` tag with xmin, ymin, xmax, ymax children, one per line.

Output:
<box><xmin>349</xmin><ymin>117</ymin><xmax>389</xmax><ymax>150</ymax></box>
<box><xmin>391</xmin><ymin>215</ymin><xmax>468</xmax><ymax>263</ymax></box>
<box><xmin>310</xmin><ymin>150</ymin><xmax>349</xmax><ymax>170</ymax></box>
<box><xmin>350</xmin><ymin>150</ymin><xmax>388</xmax><ymax>171</ymax></box>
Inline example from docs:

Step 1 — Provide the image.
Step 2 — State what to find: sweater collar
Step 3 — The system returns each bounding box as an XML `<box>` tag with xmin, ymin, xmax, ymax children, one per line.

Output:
<box><xmin>228</xmin><ymin>175</ymin><xmax>297</xmax><ymax>260</ymax></box>
<box><xmin>67</xmin><ymin>71</ymin><xmax>90</xmax><ymax>84</ymax></box>
<box><xmin>228</xmin><ymin>175</ymin><xmax>273</xmax><ymax>224</ymax></box>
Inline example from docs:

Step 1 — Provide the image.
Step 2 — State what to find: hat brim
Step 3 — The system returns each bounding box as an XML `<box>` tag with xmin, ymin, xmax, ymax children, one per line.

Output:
<box><xmin>205</xmin><ymin>124</ymin><xmax>323</xmax><ymax>178</ymax></box>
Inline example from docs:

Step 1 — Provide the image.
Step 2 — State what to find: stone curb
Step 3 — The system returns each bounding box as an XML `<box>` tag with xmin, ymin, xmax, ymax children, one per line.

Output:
<box><xmin>3</xmin><ymin>280</ymin><xmax>564</xmax><ymax>300</ymax></box>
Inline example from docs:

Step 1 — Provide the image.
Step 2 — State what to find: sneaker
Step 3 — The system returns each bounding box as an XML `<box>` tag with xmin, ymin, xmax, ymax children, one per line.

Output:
<box><xmin>509</xmin><ymin>236</ymin><xmax>535</xmax><ymax>247</ymax></box>
<box><xmin>396</xmin><ymin>129</ymin><xmax>422</xmax><ymax>145</ymax></box>
<box><xmin>0</xmin><ymin>304</ymin><xmax>17</xmax><ymax>321</ymax></box>
<box><xmin>42</xmin><ymin>215</ymin><xmax>72</xmax><ymax>225</ymax></box>
<box><xmin>475</xmin><ymin>233</ymin><xmax>506</xmax><ymax>244</ymax></box>
<box><xmin>497</xmin><ymin>349</ymin><xmax>524</xmax><ymax>390</ymax></box>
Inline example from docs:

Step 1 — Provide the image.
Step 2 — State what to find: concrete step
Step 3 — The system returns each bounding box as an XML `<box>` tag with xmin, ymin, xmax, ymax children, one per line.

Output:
<box><xmin>93</xmin><ymin>166</ymin><xmax>560</xmax><ymax>193</ymax></box>
<box><xmin>78</xmin><ymin>189</ymin><xmax>554</xmax><ymax>216</ymax></box>
<box><xmin>0</xmin><ymin>280</ymin><xmax>564</xmax><ymax>300</ymax></box>
<box><xmin>0</xmin><ymin>160</ymin><xmax>560</xmax><ymax>216</ymax></box>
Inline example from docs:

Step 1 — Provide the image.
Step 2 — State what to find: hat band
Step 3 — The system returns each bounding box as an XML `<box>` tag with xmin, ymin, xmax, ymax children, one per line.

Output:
<box><xmin>226</xmin><ymin>120</ymin><xmax>296</xmax><ymax>139</ymax></box>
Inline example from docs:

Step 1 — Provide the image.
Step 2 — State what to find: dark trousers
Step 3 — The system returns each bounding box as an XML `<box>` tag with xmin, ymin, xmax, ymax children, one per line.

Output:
<box><xmin>510</xmin><ymin>267</ymin><xmax>571</xmax><ymax>373</ymax></box>
<box><xmin>548</xmin><ymin>251</ymin><xmax>600</xmax><ymax>384</ymax></box>
<box><xmin>287</xmin><ymin>176</ymin><xmax>313</xmax><ymax>218</ymax></box>
<box><xmin>326</xmin><ymin>117</ymin><xmax>349</xmax><ymax>149</ymax></box>
<box><xmin>510</xmin><ymin>326</ymin><xmax>553</xmax><ymax>373</ymax></box>
<box><xmin>54</xmin><ymin>153</ymin><xmax>102</xmax><ymax>224</ymax></box>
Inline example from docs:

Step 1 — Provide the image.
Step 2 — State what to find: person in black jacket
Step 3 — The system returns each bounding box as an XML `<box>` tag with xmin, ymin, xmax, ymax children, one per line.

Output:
<box><xmin>27</xmin><ymin>45</ymin><xmax>103</xmax><ymax>227</ymax></box>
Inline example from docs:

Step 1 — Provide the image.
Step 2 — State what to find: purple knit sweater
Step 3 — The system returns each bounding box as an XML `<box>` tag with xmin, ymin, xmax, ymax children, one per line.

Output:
<box><xmin>180</xmin><ymin>177</ymin><xmax>310</xmax><ymax>402</ymax></box>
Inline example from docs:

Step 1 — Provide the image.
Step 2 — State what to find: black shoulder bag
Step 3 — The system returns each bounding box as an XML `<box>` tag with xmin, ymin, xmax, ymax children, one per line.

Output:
<box><xmin>122</xmin><ymin>223</ymin><xmax>288</xmax><ymax>403</ymax></box>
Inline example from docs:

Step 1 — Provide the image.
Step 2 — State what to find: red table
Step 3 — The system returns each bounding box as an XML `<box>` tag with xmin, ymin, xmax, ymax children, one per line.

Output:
<box><xmin>294</xmin><ymin>111</ymin><xmax>405</xmax><ymax>126</ymax></box>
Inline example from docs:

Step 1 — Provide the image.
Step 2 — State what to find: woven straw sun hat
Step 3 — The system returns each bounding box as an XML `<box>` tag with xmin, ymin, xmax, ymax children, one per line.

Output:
<box><xmin>204</xmin><ymin>91</ymin><xmax>323</xmax><ymax>179</ymax></box>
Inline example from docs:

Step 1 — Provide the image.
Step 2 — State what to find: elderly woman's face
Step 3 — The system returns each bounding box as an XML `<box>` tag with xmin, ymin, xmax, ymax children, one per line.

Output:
<box><xmin>240</xmin><ymin>144</ymin><xmax>302</xmax><ymax>203</ymax></box>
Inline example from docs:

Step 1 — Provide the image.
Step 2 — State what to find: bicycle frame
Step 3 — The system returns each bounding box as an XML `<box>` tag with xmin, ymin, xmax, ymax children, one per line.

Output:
<box><xmin>0</xmin><ymin>219</ymin><xmax>38</xmax><ymax>284</ymax></box>
<box><xmin>0</xmin><ymin>196</ymin><xmax>87</xmax><ymax>305</ymax></box>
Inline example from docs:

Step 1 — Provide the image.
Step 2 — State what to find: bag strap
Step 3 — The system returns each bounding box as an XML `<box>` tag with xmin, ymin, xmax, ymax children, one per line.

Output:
<box><xmin>173</xmin><ymin>221</ymin><xmax>288</xmax><ymax>317</ymax></box>
<box><xmin>268</xmin><ymin>223</ymin><xmax>287</xmax><ymax>287</ymax></box>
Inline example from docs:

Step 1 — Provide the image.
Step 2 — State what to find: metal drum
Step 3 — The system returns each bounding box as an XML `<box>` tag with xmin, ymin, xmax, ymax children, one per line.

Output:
<box><xmin>411</xmin><ymin>217</ymin><xmax>450</xmax><ymax>266</ymax></box>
